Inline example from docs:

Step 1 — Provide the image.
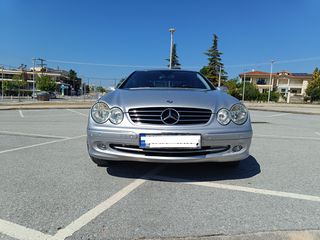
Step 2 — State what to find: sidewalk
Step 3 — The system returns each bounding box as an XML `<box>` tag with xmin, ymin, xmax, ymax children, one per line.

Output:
<box><xmin>0</xmin><ymin>100</ymin><xmax>95</xmax><ymax>110</ymax></box>
<box><xmin>244</xmin><ymin>102</ymin><xmax>320</xmax><ymax>115</ymax></box>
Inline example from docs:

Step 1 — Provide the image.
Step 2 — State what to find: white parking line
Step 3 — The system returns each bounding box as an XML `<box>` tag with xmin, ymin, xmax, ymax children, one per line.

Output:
<box><xmin>18</xmin><ymin>110</ymin><xmax>24</xmax><ymax>118</ymax></box>
<box><xmin>66</xmin><ymin>109</ymin><xmax>88</xmax><ymax>117</ymax></box>
<box><xmin>254</xmin><ymin>134</ymin><xmax>320</xmax><ymax>141</ymax></box>
<box><xmin>0</xmin><ymin>166</ymin><xmax>163</xmax><ymax>240</ymax></box>
<box><xmin>0</xmin><ymin>130</ymin><xmax>68</xmax><ymax>139</ymax></box>
<box><xmin>52</xmin><ymin>165</ymin><xmax>164</xmax><ymax>240</ymax></box>
<box><xmin>267</xmin><ymin>113</ymin><xmax>290</xmax><ymax>117</ymax></box>
<box><xmin>0</xmin><ymin>135</ymin><xmax>86</xmax><ymax>155</ymax></box>
<box><xmin>0</xmin><ymin>218</ymin><xmax>52</xmax><ymax>240</ymax></box>
<box><xmin>153</xmin><ymin>175</ymin><xmax>320</xmax><ymax>203</ymax></box>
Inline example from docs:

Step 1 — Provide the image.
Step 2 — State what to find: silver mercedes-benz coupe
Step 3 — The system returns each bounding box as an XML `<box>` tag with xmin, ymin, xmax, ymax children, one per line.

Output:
<box><xmin>87</xmin><ymin>70</ymin><xmax>252</xmax><ymax>166</ymax></box>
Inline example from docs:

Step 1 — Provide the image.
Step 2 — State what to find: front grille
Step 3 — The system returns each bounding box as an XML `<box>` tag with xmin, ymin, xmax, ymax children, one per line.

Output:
<box><xmin>128</xmin><ymin>107</ymin><xmax>212</xmax><ymax>125</ymax></box>
<box><xmin>110</xmin><ymin>144</ymin><xmax>230</xmax><ymax>157</ymax></box>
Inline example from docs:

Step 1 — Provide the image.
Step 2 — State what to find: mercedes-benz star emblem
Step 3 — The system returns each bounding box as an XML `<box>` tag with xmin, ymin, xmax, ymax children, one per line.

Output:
<box><xmin>161</xmin><ymin>108</ymin><xmax>180</xmax><ymax>125</ymax></box>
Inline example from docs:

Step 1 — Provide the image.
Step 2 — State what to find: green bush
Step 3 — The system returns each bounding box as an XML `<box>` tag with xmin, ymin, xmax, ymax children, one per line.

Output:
<box><xmin>223</xmin><ymin>81</ymin><xmax>280</xmax><ymax>102</ymax></box>
<box><xmin>311</xmin><ymin>87</ymin><xmax>320</xmax><ymax>102</ymax></box>
<box><xmin>223</xmin><ymin>80</ymin><xmax>241</xmax><ymax>99</ymax></box>
<box><xmin>36</xmin><ymin>75</ymin><xmax>56</xmax><ymax>92</ymax></box>
<box><xmin>243</xmin><ymin>83</ymin><xmax>260</xmax><ymax>101</ymax></box>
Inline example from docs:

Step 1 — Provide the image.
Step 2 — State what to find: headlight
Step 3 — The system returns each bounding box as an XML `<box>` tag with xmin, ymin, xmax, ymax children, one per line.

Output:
<box><xmin>230</xmin><ymin>104</ymin><xmax>248</xmax><ymax>125</ymax></box>
<box><xmin>217</xmin><ymin>108</ymin><xmax>231</xmax><ymax>125</ymax></box>
<box><xmin>91</xmin><ymin>102</ymin><xmax>110</xmax><ymax>124</ymax></box>
<box><xmin>109</xmin><ymin>107</ymin><xmax>124</xmax><ymax>124</ymax></box>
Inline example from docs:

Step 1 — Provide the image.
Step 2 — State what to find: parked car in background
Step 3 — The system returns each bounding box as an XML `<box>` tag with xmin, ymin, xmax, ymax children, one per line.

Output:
<box><xmin>87</xmin><ymin>70</ymin><xmax>252</xmax><ymax>167</ymax></box>
<box><xmin>32</xmin><ymin>91</ymin><xmax>57</xmax><ymax>100</ymax></box>
<box><xmin>48</xmin><ymin>91</ymin><xmax>57</xmax><ymax>99</ymax></box>
<box><xmin>35</xmin><ymin>91</ymin><xmax>50</xmax><ymax>101</ymax></box>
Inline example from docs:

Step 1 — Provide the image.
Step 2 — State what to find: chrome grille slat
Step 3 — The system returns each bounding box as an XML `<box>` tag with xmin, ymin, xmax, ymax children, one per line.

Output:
<box><xmin>178</xmin><ymin>119</ymin><xmax>210</xmax><ymax>122</ymax></box>
<box><xmin>128</xmin><ymin>107</ymin><xmax>212</xmax><ymax>125</ymax></box>
<box><xmin>130</xmin><ymin>118</ymin><xmax>163</xmax><ymax>122</ymax></box>
<box><xmin>130</xmin><ymin>114</ymin><xmax>161</xmax><ymax>117</ymax></box>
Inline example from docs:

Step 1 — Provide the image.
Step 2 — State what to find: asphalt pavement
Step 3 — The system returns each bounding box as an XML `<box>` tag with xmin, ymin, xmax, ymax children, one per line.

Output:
<box><xmin>0</xmin><ymin>109</ymin><xmax>320</xmax><ymax>240</ymax></box>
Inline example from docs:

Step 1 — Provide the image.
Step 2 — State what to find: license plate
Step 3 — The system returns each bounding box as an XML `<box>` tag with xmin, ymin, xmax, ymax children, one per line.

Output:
<box><xmin>139</xmin><ymin>134</ymin><xmax>201</xmax><ymax>149</ymax></box>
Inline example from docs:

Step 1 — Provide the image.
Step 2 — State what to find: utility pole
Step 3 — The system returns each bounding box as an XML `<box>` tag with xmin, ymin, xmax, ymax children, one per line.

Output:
<box><xmin>169</xmin><ymin>28</ymin><xmax>176</xmax><ymax>69</ymax></box>
<box><xmin>1</xmin><ymin>65</ymin><xmax>4</xmax><ymax>101</ymax></box>
<box><xmin>267</xmin><ymin>60</ymin><xmax>275</xmax><ymax>103</ymax></box>
<box><xmin>83</xmin><ymin>80</ymin><xmax>86</xmax><ymax>102</ymax></box>
<box><xmin>37</xmin><ymin>58</ymin><xmax>47</xmax><ymax>69</ymax></box>
<box><xmin>32</xmin><ymin>58</ymin><xmax>36</xmax><ymax>101</ymax></box>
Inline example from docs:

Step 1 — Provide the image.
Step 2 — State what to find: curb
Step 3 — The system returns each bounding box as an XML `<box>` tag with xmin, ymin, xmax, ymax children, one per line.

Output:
<box><xmin>147</xmin><ymin>229</ymin><xmax>320</xmax><ymax>240</ymax></box>
<box><xmin>248</xmin><ymin>107</ymin><xmax>320</xmax><ymax>115</ymax></box>
<box><xmin>0</xmin><ymin>105</ymin><xmax>92</xmax><ymax>110</ymax></box>
<box><xmin>0</xmin><ymin>102</ymin><xmax>94</xmax><ymax>110</ymax></box>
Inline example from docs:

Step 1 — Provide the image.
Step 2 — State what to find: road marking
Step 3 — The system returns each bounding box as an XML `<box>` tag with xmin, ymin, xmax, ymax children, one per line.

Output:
<box><xmin>18</xmin><ymin>110</ymin><xmax>24</xmax><ymax>118</ymax></box>
<box><xmin>0</xmin><ymin>130</ymin><xmax>68</xmax><ymax>139</ymax></box>
<box><xmin>0</xmin><ymin>218</ymin><xmax>52</xmax><ymax>240</ymax></box>
<box><xmin>267</xmin><ymin>113</ymin><xmax>290</xmax><ymax>117</ymax></box>
<box><xmin>66</xmin><ymin>109</ymin><xmax>88</xmax><ymax>117</ymax></box>
<box><xmin>315</xmin><ymin>132</ymin><xmax>320</xmax><ymax>136</ymax></box>
<box><xmin>254</xmin><ymin>134</ymin><xmax>320</xmax><ymax>141</ymax></box>
<box><xmin>0</xmin><ymin>135</ymin><xmax>86</xmax><ymax>155</ymax></box>
<box><xmin>52</xmin><ymin>165</ymin><xmax>164</xmax><ymax>240</ymax></box>
<box><xmin>152</xmin><ymin>175</ymin><xmax>320</xmax><ymax>203</ymax></box>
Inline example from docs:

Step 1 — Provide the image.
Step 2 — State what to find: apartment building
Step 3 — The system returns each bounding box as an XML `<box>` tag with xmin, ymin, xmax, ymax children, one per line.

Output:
<box><xmin>239</xmin><ymin>70</ymin><xmax>312</xmax><ymax>101</ymax></box>
<box><xmin>0</xmin><ymin>66</ymin><xmax>75</xmax><ymax>95</ymax></box>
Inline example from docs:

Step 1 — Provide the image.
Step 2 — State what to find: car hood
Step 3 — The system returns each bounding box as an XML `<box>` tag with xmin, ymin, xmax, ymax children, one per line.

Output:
<box><xmin>100</xmin><ymin>89</ymin><xmax>239</xmax><ymax>113</ymax></box>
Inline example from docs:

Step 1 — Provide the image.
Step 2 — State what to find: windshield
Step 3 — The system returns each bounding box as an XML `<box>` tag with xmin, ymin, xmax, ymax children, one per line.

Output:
<box><xmin>119</xmin><ymin>70</ymin><xmax>214</xmax><ymax>90</ymax></box>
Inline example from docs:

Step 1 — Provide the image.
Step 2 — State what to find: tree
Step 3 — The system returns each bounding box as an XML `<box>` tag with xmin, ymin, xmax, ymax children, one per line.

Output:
<box><xmin>96</xmin><ymin>86</ymin><xmax>106</xmax><ymax>93</ymax></box>
<box><xmin>223</xmin><ymin>79</ymin><xmax>241</xmax><ymax>99</ymax></box>
<box><xmin>12</xmin><ymin>74</ymin><xmax>27</xmax><ymax>99</ymax></box>
<box><xmin>36</xmin><ymin>75</ymin><xmax>56</xmax><ymax>92</ymax></box>
<box><xmin>166</xmin><ymin>43</ymin><xmax>181</xmax><ymax>69</ymax></box>
<box><xmin>306</xmin><ymin>68</ymin><xmax>320</xmax><ymax>100</ymax></box>
<box><xmin>200</xmin><ymin>34</ymin><xmax>227</xmax><ymax>85</ymax></box>
<box><xmin>3</xmin><ymin>80</ymin><xmax>17</xmax><ymax>95</ymax></box>
<box><xmin>68</xmin><ymin>69</ymin><xmax>82</xmax><ymax>91</ymax></box>
<box><xmin>310</xmin><ymin>87</ymin><xmax>320</xmax><ymax>102</ymax></box>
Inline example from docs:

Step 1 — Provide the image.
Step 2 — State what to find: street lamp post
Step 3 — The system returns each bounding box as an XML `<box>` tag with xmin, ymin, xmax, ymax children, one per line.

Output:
<box><xmin>169</xmin><ymin>28</ymin><xmax>176</xmax><ymax>69</ymax></box>
<box><xmin>32</xmin><ymin>58</ymin><xmax>36</xmax><ymax>101</ymax></box>
<box><xmin>267</xmin><ymin>60</ymin><xmax>275</xmax><ymax>103</ymax></box>
<box><xmin>242</xmin><ymin>72</ymin><xmax>247</xmax><ymax>102</ymax></box>
<box><xmin>1</xmin><ymin>65</ymin><xmax>4</xmax><ymax>101</ymax></box>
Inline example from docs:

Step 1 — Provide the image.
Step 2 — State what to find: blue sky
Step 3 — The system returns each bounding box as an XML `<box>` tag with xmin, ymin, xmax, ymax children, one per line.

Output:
<box><xmin>1</xmin><ymin>0</ymin><xmax>320</xmax><ymax>86</ymax></box>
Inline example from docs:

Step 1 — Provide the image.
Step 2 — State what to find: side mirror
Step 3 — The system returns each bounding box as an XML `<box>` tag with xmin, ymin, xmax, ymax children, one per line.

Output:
<box><xmin>107</xmin><ymin>86</ymin><xmax>116</xmax><ymax>91</ymax></box>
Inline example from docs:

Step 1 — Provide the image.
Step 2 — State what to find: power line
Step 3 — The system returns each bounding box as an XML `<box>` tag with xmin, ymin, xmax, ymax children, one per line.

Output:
<box><xmin>275</xmin><ymin>56</ymin><xmax>320</xmax><ymax>64</ymax></box>
<box><xmin>47</xmin><ymin>56</ymin><xmax>320</xmax><ymax>70</ymax></box>
<box><xmin>47</xmin><ymin>59</ymin><xmax>165</xmax><ymax>69</ymax></box>
<box><xmin>80</xmin><ymin>75</ymin><xmax>122</xmax><ymax>80</ymax></box>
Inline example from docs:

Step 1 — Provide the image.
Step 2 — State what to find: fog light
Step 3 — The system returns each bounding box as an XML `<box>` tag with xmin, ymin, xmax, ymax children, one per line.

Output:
<box><xmin>97</xmin><ymin>142</ymin><xmax>107</xmax><ymax>150</ymax></box>
<box><xmin>232</xmin><ymin>145</ymin><xmax>243</xmax><ymax>152</ymax></box>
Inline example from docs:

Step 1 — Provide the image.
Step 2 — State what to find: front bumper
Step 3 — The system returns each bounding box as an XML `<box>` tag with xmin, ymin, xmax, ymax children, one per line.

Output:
<box><xmin>87</xmin><ymin>127</ymin><xmax>252</xmax><ymax>163</ymax></box>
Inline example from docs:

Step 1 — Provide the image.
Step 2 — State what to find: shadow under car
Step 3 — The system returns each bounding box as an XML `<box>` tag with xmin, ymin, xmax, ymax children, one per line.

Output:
<box><xmin>105</xmin><ymin>155</ymin><xmax>260</xmax><ymax>182</ymax></box>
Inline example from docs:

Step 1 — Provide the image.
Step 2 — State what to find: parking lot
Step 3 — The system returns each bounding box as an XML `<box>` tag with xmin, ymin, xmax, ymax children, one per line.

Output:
<box><xmin>0</xmin><ymin>108</ymin><xmax>320</xmax><ymax>240</ymax></box>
